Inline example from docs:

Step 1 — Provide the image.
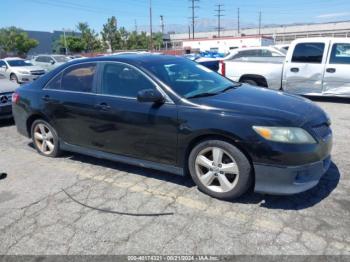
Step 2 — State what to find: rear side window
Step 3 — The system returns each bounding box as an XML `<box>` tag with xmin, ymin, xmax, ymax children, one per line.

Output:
<box><xmin>292</xmin><ymin>43</ymin><xmax>325</xmax><ymax>63</ymax></box>
<box><xmin>36</xmin><ymin>56</ymin><xmax>49</xmax><ymax>63</ymax></box>
<box><xmin>61</xmin><ymin>63</ymin><xmax>96</xmax><ymax>93</ymax></box>
<box><xmin>329</xmin><ymin>43</ymin><xmax>350</xmax><ymax>64</ymax></box>
<box><xmin>45</xmin><ymin>72</ymin><xmax>62</xmax><ymax>90</ymax></box>
<box><xmin>101</xmin><ymin>63</ymin><xmax>155</xmax><ymax>98</ymax></box>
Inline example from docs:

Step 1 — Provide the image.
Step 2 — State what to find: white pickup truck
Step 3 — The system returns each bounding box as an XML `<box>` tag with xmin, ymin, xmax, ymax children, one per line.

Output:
<box><xmin>220</xmin><ymin>38</ymin><xmax>350</xmax><ymax>97</ymax></box>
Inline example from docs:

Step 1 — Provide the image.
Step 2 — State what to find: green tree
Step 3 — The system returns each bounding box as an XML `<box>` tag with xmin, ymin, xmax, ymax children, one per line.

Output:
<box><xmin>101</xmin><ymin>16</ymin><xmax>121</xmax><ymax>52</ymax></box>
<box><xmin>77</xmin><ymin>22</ymin><xmax>101</xmax><ymax>52</ymax></box>
<box><xmin>60</xmin><ymin>35</ymin><xmax>85</xmax><ymax>53</ymax></box>
<box><xmin>152</xmin><ymin>32</ymin><xmax>164</xmax><ymax>50</ymax></box>
<box><xmin>0</xmin><ymin>27</ymin><xmax>38</xmax><ymax>55</ymax></box>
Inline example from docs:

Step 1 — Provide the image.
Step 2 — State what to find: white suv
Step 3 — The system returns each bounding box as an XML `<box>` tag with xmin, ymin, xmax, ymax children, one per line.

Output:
<box><xmin>0</xmin><ymin>57</ymin><xmax>46</xmax><ymax>84</ymax></box>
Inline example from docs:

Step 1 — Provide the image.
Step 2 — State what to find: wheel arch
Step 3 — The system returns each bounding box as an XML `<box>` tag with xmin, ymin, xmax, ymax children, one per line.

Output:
<box><xmin>183</xmin><ymin>132</ymin><xmax>254</xmax><ymax>179</ymax></box>
<box><xmin>26</xmin><ymin>113</ymin><xmax>52</xmax><ymax>137</ymax></box>
<box><xmin>239</xmin><ymin>74</ymin><xmax>268</xmax><ymax>87</ymax></box>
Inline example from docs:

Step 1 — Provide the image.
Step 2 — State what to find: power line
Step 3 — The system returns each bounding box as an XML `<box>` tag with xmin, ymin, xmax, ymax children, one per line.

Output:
<box><xmin>214</xmin><ymin>4</ymin><xmax>225</xmax><ymax>38</ymax></box>
<box><xmin>189</xmin><ymin>0</ymin><xmax>199</xmax><ymax>39</ymax></box>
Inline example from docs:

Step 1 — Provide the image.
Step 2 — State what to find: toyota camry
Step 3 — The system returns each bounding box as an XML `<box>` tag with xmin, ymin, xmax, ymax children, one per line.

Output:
<box><xmin>12</xmin><ymin>55</ymin><xmax>332</xmax><ymax>199</ymax></box>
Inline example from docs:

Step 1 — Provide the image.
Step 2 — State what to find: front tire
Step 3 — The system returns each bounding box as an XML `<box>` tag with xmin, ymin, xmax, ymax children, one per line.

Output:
<box><xmin>31</xmin><ymin>119</ymin><xmax>61</xmax><ymax>157</ymax></box>
<box><xmin>10</xmin><ymin>73</ymin><xmax>19</xmax><ymax>84</ymax></box>
<box><xmin>188</xmin><ymin>140</ymin><xmax>252</xmax><ymax>200</ymax></box>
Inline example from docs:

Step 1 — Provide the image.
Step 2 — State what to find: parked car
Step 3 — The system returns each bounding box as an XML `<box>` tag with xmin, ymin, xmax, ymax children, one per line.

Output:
<box><xmin>0</xmin><ymin>74</ymin><xmax>18</xmax><ymax>119</ymax></box>
<box><xmin>12</xmin><ymin>55</ymin><xmax>332</xmax><ymax>199</ymax></box>
<box><xmin>223</xmin><ymin>46</ymin><xmax>286</xmax><ymax>61</ymax></box>
<box><xmin>0</xmin><ymin>58</ymin><xmax>46</xmax><ymax>84</ymax></box>
<box><xmin>32</xmin><ymin>55</ymin><xmax>69</xmax><ymax>71</ymax></box>
<box><xmin>219</xmin><ymin>38</ymin><xmax>350</xmax><ymax>97</ymax></box>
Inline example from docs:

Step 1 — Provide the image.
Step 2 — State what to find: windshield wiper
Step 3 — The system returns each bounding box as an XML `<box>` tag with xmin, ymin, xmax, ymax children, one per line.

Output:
<box><xmin>186</xmin><ymin>92</ymin><xmax>218</xmax><ymax>99</ymax></box>
<box><xmin>219</xmin><ymin>84</ymin><xmax>242</xmax><ymax>93</ymax></box>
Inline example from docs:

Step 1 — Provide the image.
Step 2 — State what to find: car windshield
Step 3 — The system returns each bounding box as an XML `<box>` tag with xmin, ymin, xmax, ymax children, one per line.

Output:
<box><xmin>53</xmin><ymin>56</ymin><xmax>68</xmax><ymax>63</ymax></box>
<box><xmin>142</xmin><ymin>58</ymin><xmax>240</xmax><ymax>99</ymax></box>
<box><xmin>7</xmin><ymin>60</ymin><xmax>33</xmax><ymax>67</ymax></box>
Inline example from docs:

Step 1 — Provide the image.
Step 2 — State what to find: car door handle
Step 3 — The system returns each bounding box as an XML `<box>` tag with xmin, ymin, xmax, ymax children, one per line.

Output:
<box><xmin>42</xmin><ymin>95</ymin><xmax>51</xmax><ymax>102</ymax></box>
<box><xmin>326</xmin><ymin>68</ymin><xmax>336</xmax><ymax>73</ymax></box>
<box><xmin>95</xmin><ymin>103</ymin><xmax>111</xmax><ymax>111</ymax></box>
<box><xmin>290</xmin><ymin>67</ymin><xmax>299</xmax><ymax>73</ymax></box>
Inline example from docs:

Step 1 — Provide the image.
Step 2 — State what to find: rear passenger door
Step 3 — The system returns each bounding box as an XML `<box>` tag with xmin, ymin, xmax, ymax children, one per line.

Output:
<box><xmin>283</xmin><ymin>41</ymin><xmax>328</xmax><ymax>94</ymax></box>
<box><xmin>322</xmin><ymin>42</ymin><xmax>350</xmax><ymax>96</ymax></box>
<box><xmin>42</xmin><ymin>62</ymin><xmax>100</xmax><ymax>148</ymax></box>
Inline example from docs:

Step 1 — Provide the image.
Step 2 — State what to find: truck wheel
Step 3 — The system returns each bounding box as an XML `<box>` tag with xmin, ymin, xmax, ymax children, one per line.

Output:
<box><xmin>188</xmin><ymin>139</ymin><xmax>252</xmax><ymax>200</ymax></box>
<box><xmin>242</xmin><ymin>79</ymin><xmax>258</xmax><ymax>86</ymax></box>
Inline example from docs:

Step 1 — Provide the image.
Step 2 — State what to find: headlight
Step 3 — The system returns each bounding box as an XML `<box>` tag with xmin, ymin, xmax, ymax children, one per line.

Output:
<box><xmin>18</xmin><ymin>70</ymin><xmax>30</xmax><ymax>75</ymax></box>
<box><xmin>253</xmin><ymin>126</ymin><xmax>316</xmax><ymax>144</ymax></box>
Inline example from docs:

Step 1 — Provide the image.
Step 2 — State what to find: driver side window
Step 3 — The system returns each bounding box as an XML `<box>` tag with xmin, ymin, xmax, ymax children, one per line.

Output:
<box><xmin>101</xmin><ymin>63</ymin><xmax>155</xmax><ymax>98</ymax></box>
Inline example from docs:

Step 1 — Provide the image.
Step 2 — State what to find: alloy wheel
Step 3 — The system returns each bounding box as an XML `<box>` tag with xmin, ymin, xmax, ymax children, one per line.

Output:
<box><xmin>195</xmin><ymin>147</ymin><xmax>240</xmax><ymax>193</ymax></box>
<box><xmin>33</xmin><ymin>123</ymin><xmax>55</xmax><ymax>155</ymax></box>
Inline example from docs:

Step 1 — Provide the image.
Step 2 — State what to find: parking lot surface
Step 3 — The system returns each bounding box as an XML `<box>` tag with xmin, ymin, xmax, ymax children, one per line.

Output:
<box><xmin>0</xmin><ymin>100</ymin><xmax>349</xmax><ymax>255</ymax></box>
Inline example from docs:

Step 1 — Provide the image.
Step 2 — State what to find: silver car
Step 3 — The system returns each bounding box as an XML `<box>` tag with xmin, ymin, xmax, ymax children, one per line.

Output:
<box><xmin>0</xmin><ymin>58</ymin><xmax>46</xmax><ymax>84</ymax></box>
<box><xmin>0</xmin><ymin>74</ymin><xmax>18</xmax><ymax>119</ymax></box>
<box><xmin>32</xmin><ymin>55</ymin><xmax>69</xmax><ymax>72</ymax></box>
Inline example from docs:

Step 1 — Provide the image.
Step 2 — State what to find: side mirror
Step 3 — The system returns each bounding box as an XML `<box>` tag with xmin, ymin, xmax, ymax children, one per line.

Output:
<box><xmin>50</xmin><ymin>60</ymin><xmax>55</xmax><ymax>65</ymax></box>
<box><xmin>1</xmin><ymin>65</ymin><xmax>7</xmax><ymax>69</ymax></box>
<box><xmin>137</xmin><ymin>89</ymin><xmax>165</xmax><ymax>104</ymax></box>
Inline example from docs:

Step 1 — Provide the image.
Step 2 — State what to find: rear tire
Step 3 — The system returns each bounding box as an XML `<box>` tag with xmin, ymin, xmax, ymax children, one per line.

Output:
<box><xmin>31</xmin><ymin>119</ymin><xmax>61</xmax><ymax>157</ymax></box>
<box><xmin>188</xmin><ymin>139</ymin><xmax>252</xmax><ymax>200</ymax></box>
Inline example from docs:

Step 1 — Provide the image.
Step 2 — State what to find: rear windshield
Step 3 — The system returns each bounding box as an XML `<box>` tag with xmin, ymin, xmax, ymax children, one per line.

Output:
<box><xmin>53</xmin><ymin>56</ymin><xmax>69</xmax><ymax>63</ymax></box>
<box><xmin>141</xmin><ymin>57</ymin><xmax>237</xmax><ymax>98</ymax></box>
<box><xmin>7</xmin><ymin>60</ymin><xmax>33</xmax><ymax>67</ymax></box>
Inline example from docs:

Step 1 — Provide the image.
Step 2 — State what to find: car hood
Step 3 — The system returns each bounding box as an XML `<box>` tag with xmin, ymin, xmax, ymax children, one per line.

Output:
<box><xmin>0</xmin><ymin>78</ymin><xmax>18</xmax><ymax>93</ymax></box>
<box><xmin>12</xmin><ymin>66</ymin><xmax>44</xmax><ymax>72</ymax></box>
<box><xmin>192</xmin><ymin>85</ymin><xmax>327</xmax><ymax>126</ymax></box>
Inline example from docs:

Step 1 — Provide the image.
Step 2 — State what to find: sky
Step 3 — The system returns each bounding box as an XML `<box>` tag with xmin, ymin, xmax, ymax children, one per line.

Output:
<box><xmin>1</xmin><ymin>0</ymin><xmax>350</xmax><ymax>33</ymax></box>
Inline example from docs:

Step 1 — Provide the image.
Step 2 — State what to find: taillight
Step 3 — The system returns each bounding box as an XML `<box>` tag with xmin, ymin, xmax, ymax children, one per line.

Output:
<box><xmin>12</xmin><ymin>92</ymin><xmax>20</xmax><ymax>104</ymax></box>
<box><xmin>220</xmin><ymin>61</ymin><xmax>226</xmax><ymax>76</ymax></box>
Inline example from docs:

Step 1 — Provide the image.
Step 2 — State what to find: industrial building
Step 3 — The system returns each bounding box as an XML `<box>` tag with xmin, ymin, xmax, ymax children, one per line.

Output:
<box><xmin>169</xmin><ymin>20</ymin><xmax>350</xmax><ymax>49</ymax></box>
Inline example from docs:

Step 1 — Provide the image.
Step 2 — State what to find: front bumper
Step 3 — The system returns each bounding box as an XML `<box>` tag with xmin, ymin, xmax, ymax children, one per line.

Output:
<box><xmin>254</xmin><ymin>155</ymin><xmax>331</xmax><ymax>195</ymax></box>
<box><xmin>0</xmin><ymin>104</ymin><xmax>13</xmax><ymax>119</ymax></box>
<box><xmin>17</xmin><ymin>74</ymin><xmax>42</xmax><ymax>83</ymax></box>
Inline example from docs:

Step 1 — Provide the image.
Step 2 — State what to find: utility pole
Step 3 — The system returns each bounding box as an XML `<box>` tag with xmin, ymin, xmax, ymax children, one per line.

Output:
<box><xmin>160</xmin><ymin>15</ymin><xmax>165</xmax><ymax>35</ymax></box>
<box><xmin>215</xmin><ymin>4</ymin><xmax>224</xmax><ymax>38</ymax></box>
<box><xmin>134</xmin><ymin>19</ymin><xmax>138</xmax><ymax>33</ymax></box>
<box><xmin>149</xmin><ymin>0</ymin><xmax>153</xmax><ymax>50</ymax></box>
<box><xmin>188</xmin><ymin>25</ymin><xmax>191</xmax><ymax>39</ymax></box>
<box><xmin>62</xmin><ymin>28</ymin><xmax>68</xmax><ymax>55</ymax></box>
<box><xmin>258</xmin><ymin>10</ymin><xmax>262</xmax><ymax>35</ymax></box>
<box><xmin>189</xmin><ymin>0</ymin><xmax>199</xmax><ymax>39</ymax></box>
<box><xmin>237</xmin><ymin>8</ymin><xmax>240</xmax><ymax>36</ymax></box>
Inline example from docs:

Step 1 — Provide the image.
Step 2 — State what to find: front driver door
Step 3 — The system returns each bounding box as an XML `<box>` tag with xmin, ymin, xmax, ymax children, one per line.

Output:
<box><xmin>94</xmin><ymin>62</ymin><xmax>178</xmax><ymax>166</ymax></box>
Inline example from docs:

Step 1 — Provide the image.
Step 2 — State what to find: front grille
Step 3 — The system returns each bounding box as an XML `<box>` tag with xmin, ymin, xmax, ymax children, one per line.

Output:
<box><xmin>30</xmin><ymin>70</ymin><xmax>45</xmax><ymax>76</ymax></box>
<box><xmin>312</xmin><ymin>124</ymin><xmax>332</xmax><ymax>139</ymax></box>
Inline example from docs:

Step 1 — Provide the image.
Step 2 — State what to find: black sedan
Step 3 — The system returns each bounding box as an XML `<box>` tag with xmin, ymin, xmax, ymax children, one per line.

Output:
<box><xmin>12</xmin><ymin>55</ymin><xmax>332</xmax><ymax>199</ymax></box>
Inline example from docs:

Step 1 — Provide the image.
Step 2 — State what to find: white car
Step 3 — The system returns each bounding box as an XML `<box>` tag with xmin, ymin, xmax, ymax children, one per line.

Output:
<box><xmin>223</xmin><ymin>46</ymin><xmax>286</xmax><ymax>61</ymax></box>
<box><xmin>32</xmin><ymin>55</ymin><xmax>69</xmax><ymax>72</ymax></box>
<box><xmin>0</xmin><ymin>58</ymin><xmax>46</xmax><ymax>84</ymax></box>
<box><xmin>219</xmin><ymin>37</ymin><xmax>350</xmax><ymax>97</ymax></box>
<box><xmin>0</xmin><ymin>74</ymin><xmax>18</xmax><ymax>119</ymax></box>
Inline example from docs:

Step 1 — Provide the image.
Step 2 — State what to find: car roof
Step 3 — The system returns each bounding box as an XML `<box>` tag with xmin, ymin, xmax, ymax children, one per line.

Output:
<box><xmin>2</xmin><ymin>57</ymin><xmax>23</xmax><ymax>61</ymax></box>
<box><xmin>64</xmin><ymin>54</ymin><xmax>182</xmax><ymax>66</ymax></box>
